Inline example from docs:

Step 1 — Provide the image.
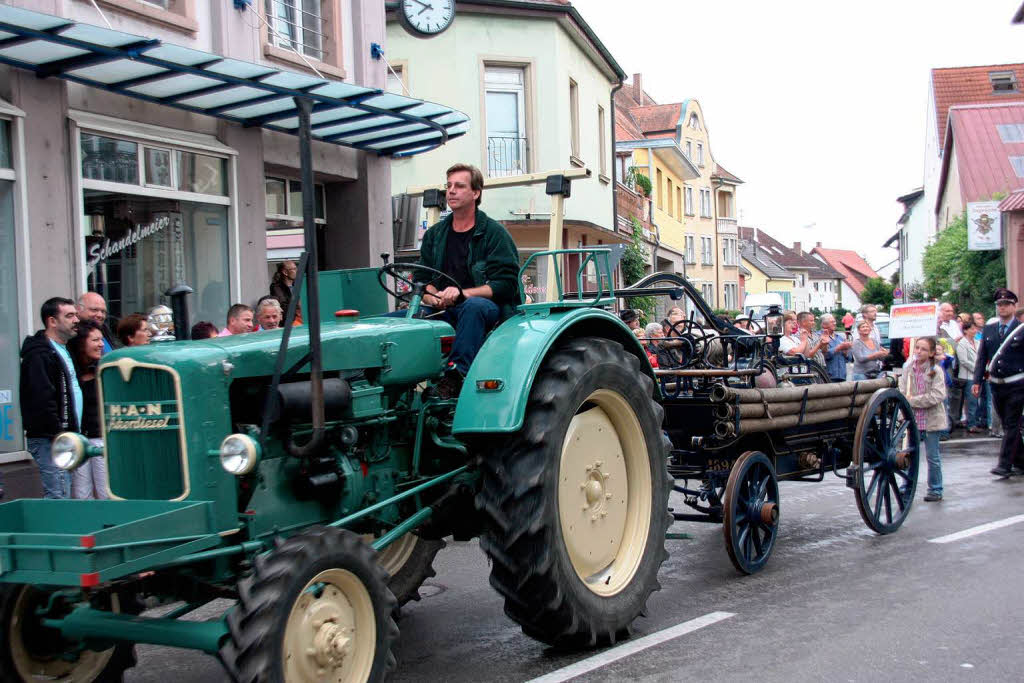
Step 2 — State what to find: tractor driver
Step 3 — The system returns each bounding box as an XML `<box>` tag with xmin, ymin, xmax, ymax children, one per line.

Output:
<box><xmin>413</xmin><ymin>163</ymin><xmax>521</xmax><ymax>398</ymax></box>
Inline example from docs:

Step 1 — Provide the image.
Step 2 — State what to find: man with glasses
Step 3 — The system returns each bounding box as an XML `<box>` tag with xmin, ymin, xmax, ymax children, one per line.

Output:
<box><xmin>973</xmin><ymin>288</ymin><xmax>1024</xmax><ymax>478</ymax></box>
<box><xmin>76</xmin><ymin>291</ymin><xmax>116</xmax><ymax>352</ymax></box>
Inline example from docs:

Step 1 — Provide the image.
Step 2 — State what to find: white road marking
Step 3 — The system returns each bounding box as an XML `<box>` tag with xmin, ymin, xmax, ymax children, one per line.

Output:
<box><xmin>928</xmin><ymin>514</ymin><xmax>1024</xmax><ymax>544</ymax></box>
<box><xmin>524</xmin><ymin>611</ymin><xmax>735</xmax><ymax>683</ymax></box>
<box><xmin>942</xmin><ymin>437</ymin><xmax>999</xmax><ymax>445</ymax></box>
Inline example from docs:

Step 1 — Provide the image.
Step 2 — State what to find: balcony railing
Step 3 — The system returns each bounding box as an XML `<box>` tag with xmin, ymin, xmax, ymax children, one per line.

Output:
<box><xmin>487</xmin><ymin>136</ymin><xmax>528</xmax><ymax>177</ymax></box>
<box><xmin>717</xmin><ymin>216</ymin><xmax>738</xmax><ymax>233</ymax></box>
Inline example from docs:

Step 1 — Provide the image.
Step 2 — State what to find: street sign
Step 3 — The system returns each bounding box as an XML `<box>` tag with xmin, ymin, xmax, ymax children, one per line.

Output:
<box><xmin>893</xmin><ymin>288</ymin><xmax>903</xmax><ymax>299</ymax></box>
<box><xmin>967</xmin><ymin>201</ymin><xmax>1002</xmax><ymax>251</ymax></box>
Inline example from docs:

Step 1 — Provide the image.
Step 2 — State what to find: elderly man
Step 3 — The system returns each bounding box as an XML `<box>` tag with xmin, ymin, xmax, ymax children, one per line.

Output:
<box><xmin>255</xmin><ymin>297</ymin><xmax>283</xmax><ymax>331</ymax></box>
<box><xmin>76</xmin><ymin>291</ymin><xmax>115</xmax><ymax>352</ymax></box>
<box><xmin>218</xmin><ymin>304</ymin><xmax>254</xmax><ymax>337</ymax></box>
<box><xmin>938</xmin><ymin>302</ymin><xmax>963</xmax><ymax>342</ymax></box>
<box><xmin>820</xmin><ymin>313</ymin><xmax>853</xmax><ymax>381</ymax></box>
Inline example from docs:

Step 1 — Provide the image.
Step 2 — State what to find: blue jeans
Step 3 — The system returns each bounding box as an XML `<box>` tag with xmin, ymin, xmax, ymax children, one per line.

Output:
<box><xmin>920</xmin><ymin>430</ymin><xmax>942</xmax><ymax>496</ymax></box>
<box><xmin>963</xmin><ymin>380</ymin><xmax>983</xmax><ymax>428</ymax></box>
<box><xmin>852</xmin><ymin>373</ymin><xmax>868</xmax><ymax>381</ymax></box>
<box><xmin>28</xmin><ymin>437</ymin><xmax>70</xmax><ymax>499</ymax></box>
<box><xmin>387</xmin><ymin>298</ymin><xmax>499</xmax><ymax>375</ymax></box>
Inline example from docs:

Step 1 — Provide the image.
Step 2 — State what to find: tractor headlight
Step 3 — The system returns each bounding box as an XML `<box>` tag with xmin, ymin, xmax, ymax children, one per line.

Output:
<box><xmin>52</xmin><ymin>432</ymin><xmax>88</xmax><ymax>471</ymax></box>
<box><xmin>219</xmin><ymin>434</ymin><xmax>261</xmax><ymax>475</ymax></box>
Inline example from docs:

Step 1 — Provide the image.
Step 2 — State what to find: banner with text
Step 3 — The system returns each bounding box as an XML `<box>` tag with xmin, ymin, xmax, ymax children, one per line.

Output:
<box><xmin>967</xmin><ymin>201</ymin><xmax>1002</xmax><ymax>251</ymax></box>
<box><xmin>890</xmin><ymin>302</ymin><xmax>939</xmax><ymax>338</ymax></box>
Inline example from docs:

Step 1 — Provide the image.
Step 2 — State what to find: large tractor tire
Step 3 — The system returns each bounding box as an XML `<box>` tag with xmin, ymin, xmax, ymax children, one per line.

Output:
<box><xmin>221</xmin><ymin>527</ymin><xmax>398</xmax><ymax>683</ymax></box>
<box><xmin>376</xmin><ymin>533</ymin><xmax>445</xmax><ymax>607</ymax></box>
<box><xmin>0</xmin><ymin>584</ymin><xmax>137</xmax><ymax>682</ymax></box>
<box><xmin>476</xmin><ymin>337</ymin><xmax>671</xmax><ymax>648</ymax></box>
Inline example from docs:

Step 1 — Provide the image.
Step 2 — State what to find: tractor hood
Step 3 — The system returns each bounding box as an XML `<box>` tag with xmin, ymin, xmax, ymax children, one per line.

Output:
<box><xmin>102</xmin><ymin>316</ymin><xmax>455</xmax><ymax>386</ymax></box>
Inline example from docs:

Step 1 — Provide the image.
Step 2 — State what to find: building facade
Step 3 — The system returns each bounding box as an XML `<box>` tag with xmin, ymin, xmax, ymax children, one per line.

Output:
<box><xmin>1</xmin><ymin>0</ymin><xmax>397</xmax><ymax>461</ymax></box>
<box><xmin>613</xmin><ymin>74</ymin><xmax>741</xmax><ymax>308</ymax></box>
<box><xmin>386</xmin><ymin>0</ymin><xmax>627</xmax><ymax>298</ymax></box>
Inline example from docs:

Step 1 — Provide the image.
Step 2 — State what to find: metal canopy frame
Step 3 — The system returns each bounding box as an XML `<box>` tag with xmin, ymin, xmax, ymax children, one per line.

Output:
<box><xmin>0</xmin><ymin>5</ymin><xmax>469</xmax><ymax>157</ymax></box>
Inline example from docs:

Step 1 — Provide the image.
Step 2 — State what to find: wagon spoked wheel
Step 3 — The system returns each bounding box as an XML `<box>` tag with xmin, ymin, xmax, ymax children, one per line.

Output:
<box><xmin>0</xmin><ymin>584</ymin><xmax>137</xmax><ymax>682</ymax></box>
<box><xmin>852</xmin><ymin>388</ymin><xmax>920</xmax><ymax>534</ymax></box>
<box><xmin>221</xmin><ymin>527</ymin><xmax>398</xmax><ymax>683</ymax></box>
<box><xmin>722</xmin><ymin>450</ymin><xmax>780</xmax><ymax>575</ymax></box>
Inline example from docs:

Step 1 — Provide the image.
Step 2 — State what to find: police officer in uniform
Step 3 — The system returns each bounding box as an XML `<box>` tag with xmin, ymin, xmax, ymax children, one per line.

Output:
<box><xmin>972</xmin><ymin>288</ymin><xmax>1024</xmax><ymax>477</ymax></box>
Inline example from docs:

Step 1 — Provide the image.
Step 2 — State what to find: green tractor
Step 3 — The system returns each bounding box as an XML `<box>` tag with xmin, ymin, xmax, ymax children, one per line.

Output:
<box><xmin>0</xmin><ymin>253</ymin><xmax>670</xmax><ymax>681</ymax></box>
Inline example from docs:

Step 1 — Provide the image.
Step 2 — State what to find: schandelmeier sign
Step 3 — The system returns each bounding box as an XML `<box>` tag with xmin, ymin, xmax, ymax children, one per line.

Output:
<box><xmin>87</xmin><ymin>215</ymin><xmax>176</xmax><ymax>269</ymax></box>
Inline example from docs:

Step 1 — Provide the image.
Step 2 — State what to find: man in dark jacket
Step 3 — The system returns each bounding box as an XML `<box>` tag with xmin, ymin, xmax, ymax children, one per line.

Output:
<box><xmin>972</xmin><ymin>288</ymin><xmax>1024</xmax><ymax>478</ymax></box>
<box><xmin>19</xmin><ymin>297</ymin><xmax>81</xmax><ymax>498</ymax></box>
<box><xmin>413</xmin><ymin>163</ymin><xmax>520</xmax><ymax>397</ymax></box>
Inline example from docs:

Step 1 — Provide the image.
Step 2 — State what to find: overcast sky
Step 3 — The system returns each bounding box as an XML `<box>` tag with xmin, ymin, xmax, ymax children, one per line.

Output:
<box><xmin>571</xmin><ymin>0</ymin><xmax>1023</xmax><ymax>271</ymax></box>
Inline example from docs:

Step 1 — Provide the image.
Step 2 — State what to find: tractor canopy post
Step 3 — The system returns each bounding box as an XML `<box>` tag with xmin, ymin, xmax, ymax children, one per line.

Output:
<box><xmin>286</xmin><ymin>95</ymin><xmax>326</xmax><ymax>457</ymax></box>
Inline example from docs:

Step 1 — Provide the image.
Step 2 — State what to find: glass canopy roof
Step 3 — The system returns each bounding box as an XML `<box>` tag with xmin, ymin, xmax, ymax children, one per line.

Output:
<box><xmin>0</xmin><ymin>5</ymin><xmax>469</xmax><ymax>157</ymax></box>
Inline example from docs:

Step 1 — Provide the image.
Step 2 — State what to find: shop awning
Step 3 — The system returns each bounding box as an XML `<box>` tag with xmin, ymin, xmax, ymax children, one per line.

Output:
<box><xmin>0</xmin><ymin>5</ymin><xmax>469</xmax><ymax>157</ymax></box>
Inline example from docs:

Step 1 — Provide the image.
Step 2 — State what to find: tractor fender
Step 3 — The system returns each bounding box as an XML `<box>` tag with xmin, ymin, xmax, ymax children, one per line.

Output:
<box><xmin>452</xmin><ymin>307</ymin><xmax>653</xmax><ymax>435</ymax></box>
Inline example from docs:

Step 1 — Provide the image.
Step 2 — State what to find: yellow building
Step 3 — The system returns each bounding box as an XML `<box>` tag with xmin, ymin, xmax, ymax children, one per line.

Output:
<box><xmin>614</xmin><ymin>78</ymin><xmax>742</xmax><ymax>308</ymax></box>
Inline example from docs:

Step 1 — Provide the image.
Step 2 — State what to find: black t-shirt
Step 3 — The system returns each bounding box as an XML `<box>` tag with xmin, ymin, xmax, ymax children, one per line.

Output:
<box><xmin>442</xmin><ymin>226</ymin><xmax>475</xmax><ymax>290</ymax></box>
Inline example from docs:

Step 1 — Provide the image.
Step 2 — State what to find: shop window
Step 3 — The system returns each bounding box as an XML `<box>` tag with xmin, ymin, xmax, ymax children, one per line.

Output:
<box><xmin>81</xmin><ymin>133</ymin><xmax>139</xmax><ymax>185</ymax></box>
<box><xmin>145</xmin><ymin>147</ymin><xmax>173</xmax><ymax>188</ymax></box>
<box><xmin>84</xmin><ymin>191</ymin><xmax>229</xmax><ymax>326</ymax></box>
<box><xmin>0</xmin><ymin>120</ymin><xmax>10</xmax><ymax>169</ymax></box>
<box><xmin>0</xmin><ymin>175</ymin><xmax>18</xmax><ymax>452</ymax></box>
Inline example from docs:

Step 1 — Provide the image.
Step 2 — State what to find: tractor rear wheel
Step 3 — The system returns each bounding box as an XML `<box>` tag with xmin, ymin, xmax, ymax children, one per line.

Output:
<box><xmin>0</xmin><ymin>584</ymin><xmax>137</xmax><ymax>682</ymax></box>
<box><xmin>476</xmin><ymin>337</ymin><xmax>671</xmax><ymax>648</ymax></box>
<box><xmin>221</xmin><ymin>527</ymin><xmax>398</xmax><ymax>683</ymax></box>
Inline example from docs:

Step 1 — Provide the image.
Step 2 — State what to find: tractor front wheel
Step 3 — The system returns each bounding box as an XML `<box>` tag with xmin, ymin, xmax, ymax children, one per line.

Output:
<box><xmin>476</xmin><ymin>337</ymin><xmax>671</xmax><ymax>648</ymax></box>
<box><xmin>0</xmin><ymin>584</ymin><xmax>137</xmax><ymax>682</ymax></box>
<box><xmin>221</xmin><ymin>527</ymin><xmax>398</xmax><ymax>683</ymax></box>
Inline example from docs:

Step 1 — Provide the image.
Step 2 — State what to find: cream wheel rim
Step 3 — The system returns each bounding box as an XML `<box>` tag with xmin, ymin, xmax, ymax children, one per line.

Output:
<box><xmin>283</xmin><ymin>569</ymin><xmax>376</xmax><ymax>683</ymax></box>
<box><xmin>365</xmin><ymin>532</ymin><xmax>417</xmax><ymax>577</ymax></box>
<box><xmin>557</xmin><ymin>389</ymin><xmax>652</xmax><ymax>596</ymax></box>
<box><xmin>10</xmin><ymin>587</ymin><xmax>116</xmax><ymax>681</ymax></box>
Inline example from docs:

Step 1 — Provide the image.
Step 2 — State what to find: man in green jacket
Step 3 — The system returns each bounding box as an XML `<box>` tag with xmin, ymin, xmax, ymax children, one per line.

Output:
<box><xmin>415</xmin><ymin>163</ymin><xmax>520</xmax><ymax>397</ymax></box>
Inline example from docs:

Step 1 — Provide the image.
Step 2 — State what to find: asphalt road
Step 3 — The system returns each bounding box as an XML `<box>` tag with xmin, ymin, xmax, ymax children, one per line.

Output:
<box><xmin>98</xmin><ymin>435</ymin><xmax>1019</xmax><ymax>682</ymax></box>
<box><xmin>5</xmin><ymin>436</ymin><xmax>1018</xmax><ymax>682</ymax></box>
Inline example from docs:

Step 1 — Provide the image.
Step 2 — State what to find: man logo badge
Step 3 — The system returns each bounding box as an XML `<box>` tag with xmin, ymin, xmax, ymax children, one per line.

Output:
<box><xmin>107</xmin><ymin>403</ymin><xmax>172</xmax><ymax>430</ymax></box>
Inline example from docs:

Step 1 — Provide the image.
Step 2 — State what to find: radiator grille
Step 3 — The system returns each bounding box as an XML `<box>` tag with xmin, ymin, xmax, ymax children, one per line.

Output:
<box><xmin>100</xmin><ymin>364</ymin><xmax>187</xmax><ymax>500</ymax></box>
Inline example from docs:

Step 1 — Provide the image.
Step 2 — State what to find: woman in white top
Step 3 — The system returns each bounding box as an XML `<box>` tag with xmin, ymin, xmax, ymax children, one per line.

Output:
<box><xmin>956</xmin><ymin>316</ymin><xmax>983</xmax><ymax>433</ymax></box>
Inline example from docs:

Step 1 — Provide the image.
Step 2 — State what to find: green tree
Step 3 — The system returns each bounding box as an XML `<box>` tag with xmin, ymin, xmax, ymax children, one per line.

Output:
<box><xmin>922</xmin><ymin>213</ymin><xmax>1004</xmax><ymax>314</ymax></box>
<box><xmin>621</xmin><ymin>217</ymin><xmax>656</xmax><ymax>321</ymax></box>
<box><xmin>860</xmin><ymin>277</ymin><xmax>894</xmax><ymax>309</ymax></box>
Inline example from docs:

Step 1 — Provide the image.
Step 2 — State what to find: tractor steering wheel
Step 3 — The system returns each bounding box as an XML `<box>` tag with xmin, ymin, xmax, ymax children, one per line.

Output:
<box><xmin>666</xmin><ymin>318</ymin><xmax>712</xmax><ymax>367</ymax></box>
<box><xmin>379</xmin><ymin>263</ymin><xmax>464</xmax><ymax>316</ymax></box>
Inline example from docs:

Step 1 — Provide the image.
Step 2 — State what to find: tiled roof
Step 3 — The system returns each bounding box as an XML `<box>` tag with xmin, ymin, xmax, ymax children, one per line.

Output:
<box><xmin>810</xmin><ymin>247</ymin><xmax>881</xmax><ymax>296</ymax></box>
<box><xmin>629</xmin><ymin>104</ymin><xmax>683</xmax><ymax>135</ymax></box>
<box><xmin>738</xmin><ymin>227</ymin><xmax>843</xmax><ymax>279</ymax></box>
<box><xmin>712</xmin><ymin>163</ymin><xmax>743</xmax><ymax>184</ymax></box>
<box><xmin>939</xmin><ymin>103</ymin><xmax>1024</xmax><ymax>207</ymax></box>
<box><xmin>932</xmin><ymin>63</ymin><xmax>1024</xmax><ymax>152</ymax></box>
